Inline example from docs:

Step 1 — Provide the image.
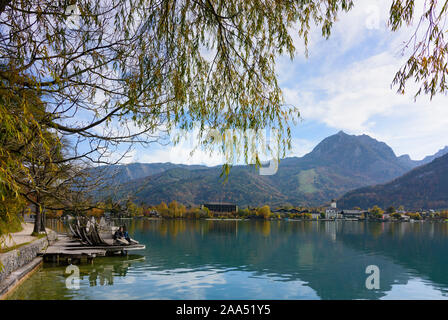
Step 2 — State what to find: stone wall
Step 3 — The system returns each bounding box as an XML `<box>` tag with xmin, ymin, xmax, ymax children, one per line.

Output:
<box><xmin>0</xmin><ymin>231</ymin><xmax>57</xmax><ymax>284</ymax></box>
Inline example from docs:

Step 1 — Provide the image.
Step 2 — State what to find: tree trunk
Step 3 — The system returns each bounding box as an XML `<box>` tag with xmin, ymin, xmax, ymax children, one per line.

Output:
<box><xmin>32</xmin><ymin>202</ymin><xmax>41</xmax><ymax>234</ymax></box>
<box><xmin>32</xmin><ymin>194</ymin><xmax>46</xmax><ymax>234</ymax></box>
<box><xmin>40</xmin><ymin>207</ymin><xmax>46</xmax><ymax>232</ymax></box>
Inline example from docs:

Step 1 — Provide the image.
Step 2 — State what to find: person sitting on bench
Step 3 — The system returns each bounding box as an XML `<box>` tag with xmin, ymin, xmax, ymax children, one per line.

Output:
<box><xmin>114</xmin><ymin>226</ymin><xmax>131</xmax><ymax>243</ymax></box>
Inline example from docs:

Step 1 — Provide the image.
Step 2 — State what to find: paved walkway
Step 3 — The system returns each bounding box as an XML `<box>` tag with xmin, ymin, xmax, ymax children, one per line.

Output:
<box><xmin>0</xmin><ymin>223</ymin><xmax>37</xmax><ymax>250</ymax></box>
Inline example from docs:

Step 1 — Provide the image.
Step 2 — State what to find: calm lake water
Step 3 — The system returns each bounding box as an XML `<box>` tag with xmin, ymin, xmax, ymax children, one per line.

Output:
<box><xmin>7</xmin><ymin>219</ymin><xmax>448</xmax><ymax>300</ymax></box>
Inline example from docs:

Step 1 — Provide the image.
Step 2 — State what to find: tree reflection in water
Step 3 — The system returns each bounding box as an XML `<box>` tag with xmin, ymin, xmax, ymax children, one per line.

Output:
<box><xmin>7</xmin><ymin>219</ymin><xmax>448</xmax><ymax>300</ymax></box>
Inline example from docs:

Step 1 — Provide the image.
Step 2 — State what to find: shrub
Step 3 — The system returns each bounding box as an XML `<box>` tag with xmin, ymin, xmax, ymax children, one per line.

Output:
<box><xmin>369</xmin><ymin>205</ymin><xmax>384</xmax><ymax>219</ymax></box>
<box><xmin>391</xmin><ymin>212</ymin><xmax>402</xmax><ymax>219</ymax></box>
<box><xmin>256</xmin><ymin>205</ymin><xmax>271</xmax><ymax>219</ymax></box>
<box><xmin>406</xmin><ymin>212</ymin><xmax>422</xmax><ymax>220</ymax></box>
<box><xmin>303</xmin><ymin>213</ymin><xmax>312</xmax><ymax>220</ymax></box>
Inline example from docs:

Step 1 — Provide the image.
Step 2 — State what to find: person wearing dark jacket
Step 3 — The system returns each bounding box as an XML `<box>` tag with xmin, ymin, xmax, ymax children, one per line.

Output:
<box><xmin>113</xmin><ymin>226</ymin><xmax>131</xmax><ymax>242</ymax></box>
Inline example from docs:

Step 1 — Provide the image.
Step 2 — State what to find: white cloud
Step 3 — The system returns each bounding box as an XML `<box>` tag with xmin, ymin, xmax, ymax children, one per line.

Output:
<box><xmin>279</xmin><ymin>0</ymin><xmax>448</xmax><ymax>160</ymax></box>
<box><xmin>285</xmin><ymin>49</ymin><xmax>448</xmax><ymax>159</ymax></box>
<box><xmin>294</xmin><ymin>52</ymin><xmax>404</xmax><ymax>131</ymax></box>
<box><xmin>85</xmin><ymin>0</ymin><xmax>448</xmax><ymax>164</ymax></box>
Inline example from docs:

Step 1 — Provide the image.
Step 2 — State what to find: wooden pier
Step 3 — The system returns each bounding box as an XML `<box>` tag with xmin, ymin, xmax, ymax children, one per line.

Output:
<box><xmin>39</xmin><ymin>234</ymin><xmax>146</xmax><ymax>265</ymax></box>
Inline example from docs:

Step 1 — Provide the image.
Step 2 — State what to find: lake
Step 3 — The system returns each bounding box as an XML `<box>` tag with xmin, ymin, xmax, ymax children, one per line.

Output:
<box><xmin>7</xmin><ymin>219</ymin><xmax>448</xmax><ymax>300</ymax></box>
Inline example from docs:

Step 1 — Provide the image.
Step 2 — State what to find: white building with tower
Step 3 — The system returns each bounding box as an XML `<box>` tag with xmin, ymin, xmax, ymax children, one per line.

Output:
<box><xmin>325</xmin><ymin>199</ymin><xmax>341</xmax><ymax>219</ymax></box>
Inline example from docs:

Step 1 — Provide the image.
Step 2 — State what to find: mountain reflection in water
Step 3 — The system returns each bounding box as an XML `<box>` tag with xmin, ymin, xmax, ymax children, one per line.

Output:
<box><xmin>8</xmin><ymin>220</ymin><xmax>448</xmax><ymax>300</ymax></box>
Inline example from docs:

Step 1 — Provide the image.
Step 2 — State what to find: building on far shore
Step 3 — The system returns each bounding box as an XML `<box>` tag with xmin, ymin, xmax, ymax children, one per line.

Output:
<box><xmin>341</xmin><ymin>210</ymin><xmax>365</xmax><ymax>219</ymax></box>
<box><xmin>324</xmin><ymin>200</ymin><xmax>370</xmax><ymax>220</ymax></box>
<box><xmin>325</xmin><ymin>199</ymin><xmax>341</xmax><ymax>219</ymax></box>
<box><xmin>202</xmin><ymin>203</ymin><xmax>237</xmax><ymax>213</ymax></box>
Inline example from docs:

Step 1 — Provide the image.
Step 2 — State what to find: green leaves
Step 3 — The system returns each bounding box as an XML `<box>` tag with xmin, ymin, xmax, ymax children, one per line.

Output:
<box><xmin>389</xmin><ymin>0</ymin><xmax>448</xmax><ymax>99</ymax></box>
<box><xmin>1</xmin><ymin>1</ymin><xmax>355</xmax><ymax>167</ymax></box>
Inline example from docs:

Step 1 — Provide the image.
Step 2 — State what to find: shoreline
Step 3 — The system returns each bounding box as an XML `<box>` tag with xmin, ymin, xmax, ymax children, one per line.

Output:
<box><xmin>111</xmin><ymin>217</ymin><xmax>442</xmax><ymax>223</ymax></box>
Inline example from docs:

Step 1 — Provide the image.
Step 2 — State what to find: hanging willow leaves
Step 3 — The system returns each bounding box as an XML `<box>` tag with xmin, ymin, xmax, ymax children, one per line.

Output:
<box><xmin>389</xmin><ymin>0</ymin><xmax>448</xmax><ymax>99</ymax></box>
<box><xmin>0</xmin><ymin>0</ymin><xmax>354</xmax><ymax>170</ymax></box>
<box><xmin>0</xmin><ymin>0</ymin><xmax>356</xmax><ymax>232</ymax></box>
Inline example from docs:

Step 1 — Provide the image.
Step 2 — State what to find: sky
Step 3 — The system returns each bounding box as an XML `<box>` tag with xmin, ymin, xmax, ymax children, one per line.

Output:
<box><xmin>117</xmin><ymin>0</ymin><xmax>448</xmax><ymax>166</ymax></box>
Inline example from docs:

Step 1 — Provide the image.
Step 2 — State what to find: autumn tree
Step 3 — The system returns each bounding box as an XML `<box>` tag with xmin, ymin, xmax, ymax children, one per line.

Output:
<box><xmin>257</xmin><ymin>205</ymin><xmax>271</xmax><ymax>219</ymax></box>
<box><xmin>389</xmin><ymin>0</ymin><xmax>448</xmax><ymax>98</ymax></box>
<box><xmin>168</xmin><ymin>200</ymin><xmax>181</xmax><ymax>217</ymax></box>
<box><xmin>0</xmin><ymin>83</ymin><xmax>73</xmax><ymax>234</ymax></box>
<box><xmin>391</xmin><ymin>212</ymin><xmax>402</xmax><ymax>219</ymax></box>
<box><xmin>1</xmin><ymin>70</ymin><xmax>107</xmax><ymax>234</ymax></box>
<box><xmin>125</xmin><ymin>198</ymin><xmax>143</xmax><ymax>217</ymax></box>
<box><xmin>158</xmin><ymin>201</ymin><xmax>168</xmax><ymax>211</ymax></box>
<box><xmin>24</xmin><ymin>132</ymin><xmax>67</xmax><ymax>234</ymax></box>
<box><xmin>386</xmin><ymin>206</ymin><xmax>396</xmax><ymax>214</ymax></box>
<box><xmin>21</xmin><ymin>131</ymin><xmax>96</xmax><ymax>233</ymax></box>
<box><xmin>0</xmin><ymin>0</ymin><xmax>357</xmax><ymax>188</ymax></box>
<box><xmin>87</xmin><ymin>208</ymin><xmax>104</xmax><ymax>218</ymax></box>
<box><xmin>0</xmin><ymin>82</ymin><xmax>49</xmax><ymax>234</ymax></box>
<box><xmin>0</xmin><ymin>191</ymin><xmax>24</xmax><ymax>236</ymax></box>
<box><xmin>104</xmin><ymin>197</ymin><xmax>123</xmax><ymax>217</ymax></box>
<box><xmin>369</xmin><ymin>205</ymin><xmax>384</xmax><ymax>219</ymax></box>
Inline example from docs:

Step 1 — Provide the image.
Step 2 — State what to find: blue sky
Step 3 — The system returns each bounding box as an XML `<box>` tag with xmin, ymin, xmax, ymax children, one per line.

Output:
<box><xmin>114</xmin><ymin>0</ymin><xmax>448</xmax><ymax>166</ymax></box>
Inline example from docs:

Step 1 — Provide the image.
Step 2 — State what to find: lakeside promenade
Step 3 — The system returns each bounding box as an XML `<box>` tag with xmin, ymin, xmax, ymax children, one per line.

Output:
<box><xmin>1</xmin><ymin>223</ymin><xmax>37</xmax><ymax>250</ymax></box>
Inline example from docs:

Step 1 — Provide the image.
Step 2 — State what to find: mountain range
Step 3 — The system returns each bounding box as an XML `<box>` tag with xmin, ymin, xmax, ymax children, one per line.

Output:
<box><xmin>90</xmin><ymin>131</ymin><xmax>448</xmax><ymax>209</ymax></box>
<box><xmin>338</xmin><ymin>153</ymin><xmax>448</xmax><ymax>210</ymax></box>
<box><xmin>398</xmin><ymin>146</ymin><xmax>448</xmax><ymax>168</ymax></box>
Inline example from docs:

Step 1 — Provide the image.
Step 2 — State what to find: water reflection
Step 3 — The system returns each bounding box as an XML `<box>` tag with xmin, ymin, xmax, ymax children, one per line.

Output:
<box><xmin>8</xmin><ymin>255</ymin><xmax>144</xmax><ymax>300</ymax></box>
<box><xmin>84</xmin><ymin>256</ymin><xmax>145</xmax><ymax>286</ymax></box>
<box><xmin>8</xmin><ymin>220</ymin><xmax>448</xmax><ymax>299</ymax></box>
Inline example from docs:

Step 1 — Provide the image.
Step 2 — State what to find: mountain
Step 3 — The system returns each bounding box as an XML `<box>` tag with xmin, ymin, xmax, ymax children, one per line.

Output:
<box><xmin>120</xmin><ymin>166</ymin><xmax>289</xmax><ymax>207</ymax></box>
<box><xmin>418</xmin><ymin>146</ymin><xmax>448</xmax><ymax>165</ymax></box>
<box><xmin>296</xmin><ymin>131</ymin><xmax>412</xmax><ymax>183</ymax></box>
<box><xmin>338</xmin><ymin>153</ymin><xmax>448</xmax><ymax>210</ymax></box>
<box><xmin>397</xmin><ymin>154</ymin><xmax>416</xmax><ymax>168</ymax></box>
<box><xmin>99</xmin><ymin>131</ymin><xmax>433</xmax><ymax>207</ymax></box>
<box><xmin>398</xmin><ymin>146</ymin><xmax>448</xmax><ymax>168</ymax></box>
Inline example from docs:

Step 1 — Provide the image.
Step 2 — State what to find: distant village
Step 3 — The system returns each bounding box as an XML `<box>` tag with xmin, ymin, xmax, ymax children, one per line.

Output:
<box><xmin>26</xmin><ymin>198</ymin><xmax>448</xmax><ymax>223</ymax></box>
<box><xmin>196</xmin><ymin>200</ymin><xmax>447</xmax><ymax>222</ymax></box>
<box><xmin>299</xmin><ymin>200</ymin><xmax>444</xmax><ymax>222</ymax></box>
